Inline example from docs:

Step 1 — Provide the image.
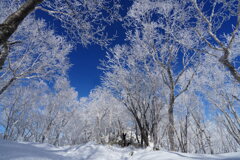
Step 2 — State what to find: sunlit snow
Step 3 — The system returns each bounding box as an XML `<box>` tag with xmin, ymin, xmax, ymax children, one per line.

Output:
<box><xmin>0</xmin><ymin>140</ymin><xmax>239</xmax><ymax>160</ymax></box>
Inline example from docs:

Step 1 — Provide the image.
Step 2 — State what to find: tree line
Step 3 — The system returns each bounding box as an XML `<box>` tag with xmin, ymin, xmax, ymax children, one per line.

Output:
<box><xmin>0</xmin><ymin>0</ymin><xmax>239</xmax><ymax>154</ymax></box>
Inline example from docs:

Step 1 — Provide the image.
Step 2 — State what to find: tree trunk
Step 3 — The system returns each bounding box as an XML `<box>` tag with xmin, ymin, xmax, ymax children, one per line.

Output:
<box><xmin>0</xmin><ymin>77</ymin><xmax>16</xmax><ymax>96</ymax></box>
<box><xmin>41</xmin><ymin>121</ymin><xmax>53</xmax><ymax>143</ymax></box>
<box><xmin>53</xmin><ymin>132</ymin><xmax>60</xmax><ymax>146</ymax></box>
<box><xmin>152</xmin><ymin>123</ymin><xmax>160</xmax><ymax>150</ymax></box>
<box><xmin>135</xmin><ymin>124</ymin><xmax>140</xmax><ymax>144</ymax></box>
<box><xmin>168</xmin><ymin>92</ymin><xmax>175</xmax><ymax>151</ymax></box>
<box><xmin>3</xmin><ymin>125</ymin><xmax>9</xmax><ymax>140</ymax></box>
<box><xmin>0</xmin><ymin>0</ymin><xmax>44</xmax><ymax>69</ymax></box>
<box><xmin>183</xmin><ymin>113</ymin><xmax>188</xmax><ymax>153</ymax></box>
<box><xmin>120</xmin><ymin>132</ymin><xmax>127</xmax><ymax>147</ymax></box>
<box><xmin>142</xmin><ymin>130</ymin><xmax>149</xmax><ymax>147</ymax></box>
<box><xmin>219</xmin><ymin>48</ymin><xmax>240</xmax><ymax>83</ymax></box>
<box><xmin>133</xmin><ymin>114</ymin><xmax>149</xmax><ymax>147</ymax></box>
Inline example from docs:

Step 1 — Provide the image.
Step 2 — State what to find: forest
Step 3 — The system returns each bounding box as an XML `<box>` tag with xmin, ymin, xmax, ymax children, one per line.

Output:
<box><xmin>0</xmin><ymin>0</ymin><xmax>239</xmax><ymax>157</ymax></box>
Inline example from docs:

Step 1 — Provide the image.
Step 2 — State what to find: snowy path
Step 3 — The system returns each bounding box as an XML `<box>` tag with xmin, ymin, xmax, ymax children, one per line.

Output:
<box><xmin>0</xmin><ymin>140</ymin><xmax>240</xmax><ymax>160</ymax></box>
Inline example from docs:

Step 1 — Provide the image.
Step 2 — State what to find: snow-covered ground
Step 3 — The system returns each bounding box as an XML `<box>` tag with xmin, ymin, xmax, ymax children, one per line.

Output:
<box><xmin>0</xmin><ymin>140</ymin><xmax>239</xmax><ymax>160</ymax></box>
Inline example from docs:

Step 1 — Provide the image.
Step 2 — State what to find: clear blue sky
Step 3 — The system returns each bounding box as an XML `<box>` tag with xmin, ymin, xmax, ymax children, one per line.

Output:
<box><xmin>35</xmin><ymin>0</ymin><xmax>235</xmax><ymax>98</ymax></box>
<box><xmin>36</xmin><ymin>1</ymin><xmax>132</xmax><ymax>97</ymax></box>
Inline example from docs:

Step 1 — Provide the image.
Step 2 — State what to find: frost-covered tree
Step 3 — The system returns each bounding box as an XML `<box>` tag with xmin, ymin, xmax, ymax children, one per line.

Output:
<box><xmin>0</xmin><ymin>0</ymin><xmax>120</xmax><ymax>69</ymax></box>
<box><xmin>86</xmin><ymin>87</ymin><xmax>129</xmax><ymax>144</ymax></box>
<box><xmin>178</xmin><ymin>94</ymin><xmax>214</xmax><ymax>154</ymax></box>
<box><xmin>96</xmin><ymin>0</ymin><xmax>240</xmax><ymax>153</ymax></box>
<box><xmin>1</xmin><ymin>0</ymin><xmax>239</xmax><ymax>154</ymax></box>
<box><xmin>0</xmin><ymin>14</ymin><xmax>71</xmax><ymax>95</ymax></box>
<box><xmin>0</xmin><ymin>81</ymin><xmax>47</xmax><ymax>141</ymax></box>
<box><xmin>102</xmin><ymin>42</ymin><xmax>167</xmax><ymax>148</ymax></box>
<box><xmin>63</xmin><ymin>87</ymin><xmax>130</xmax><ymax>146</ymax></box>
<box><xmin>190</xmin><ymin>0</ymin><xmax>240</xmax><ymax>83</ymax></box>
<box><xmin>39</xmin><ymin>78</ymin><xmax>78</xmax><ymax>144</ymax></box>
<box><xmin>0</xmin><ymin>78</ymin><xmax>79</xmax><ymax>145</ymax></box>
<box><xmin>124</xmin><ymin>0</ymin><xmax>197</xmax><ymax>150</ymax></box>
<box><xmin>192</xmin><ymin>55</ymin><xmax>240</xmax><ymax>149</ymax></box>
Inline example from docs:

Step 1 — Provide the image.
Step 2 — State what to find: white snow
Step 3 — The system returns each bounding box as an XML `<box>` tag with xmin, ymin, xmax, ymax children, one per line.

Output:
<box><xmin>0</xmin><ymin>140</ymin><xmax>239</xmax><ymax>160</ymax></box>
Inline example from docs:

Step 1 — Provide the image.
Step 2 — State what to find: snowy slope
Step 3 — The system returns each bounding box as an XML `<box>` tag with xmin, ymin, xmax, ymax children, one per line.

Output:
<box><xmin>0</xmin><ymin>140</ymin><xmax>239</xmax><ymax>160</ymax></box>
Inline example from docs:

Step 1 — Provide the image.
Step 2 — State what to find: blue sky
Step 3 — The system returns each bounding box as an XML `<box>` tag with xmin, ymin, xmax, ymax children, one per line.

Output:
<box><xmin>35</xmin><ymin>1</ymin><xmax>132</xmax><ymax>97</ymax></box>
<box><xmin>34</xmin><ymin>0</ymin><xmax>236</xmax><ymax>98</ymax></box>
<box><xmin>68</xmin><ymin>45</ymin><xmax>105</xmax><ymax>97</ymax></box>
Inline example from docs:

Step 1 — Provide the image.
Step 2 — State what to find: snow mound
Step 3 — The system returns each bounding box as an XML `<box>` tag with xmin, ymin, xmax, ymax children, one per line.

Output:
<box><xmin>0</xmin><ymin>140</ymin><xmax>239</xmax><ymax>160</ymax></box>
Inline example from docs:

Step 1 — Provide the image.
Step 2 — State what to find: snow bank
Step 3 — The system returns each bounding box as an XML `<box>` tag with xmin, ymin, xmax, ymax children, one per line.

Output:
<box><xmin>0</xmin><ymin>140</ymin><xmax>239</xmax><ymax>160</ymax></box>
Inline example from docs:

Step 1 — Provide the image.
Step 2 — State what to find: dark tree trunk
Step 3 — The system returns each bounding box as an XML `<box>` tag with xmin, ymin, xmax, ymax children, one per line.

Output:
<box><xmin>0</xmin><ymin>77</ymin><xmax>16</xmax><ymax>96</ymax></box>
<box><xmin>3</xmin><ymin>125</ymin><xmax>9</xmax><ymax>140</ymax></box>
<box><xmin>152</xmin><ymin>122</ymin><xmax>160</xmax><ymax>150</ymax></box>
<box><xmin>136</xmin><ymin>119</ymin><xmax>149</xmax><ymax>147</ymax></box>
<box><xmin>41</xmin><ymin>135</ymin><xmax>46</xmax><ymax>143</ymax></box>
<box><xmin>183</xmin><ymin>113</ymin><xmax>188</xmax><ymax>152</ymax></box>
<box><xmin>121</xmin><ymin>133</ymin><xmax>127</xmax><ymax>147</ymax></box>
<box><xmin>178</xmin><ymin>114</ymin><xmax>188</xmax><ymax>153</ymax></box>
<box><xmin>142</xmin><ymin>130</ymin><xmax>149</xmax><ymax>147</ymax></box>
<box><xmin>219</xmin><ymin>49</ymin><xmax>240</xmax><ymax>83</ymax></box>
<box><xmin>168</xmin><ymin>91</ymin><xmax>175</xmax><ymax>151</ymax></box>
<box><xmin>135</xmin><ymin>124</ymin><xmax>140</xmax><ymax>144</ymax></box>
<box><xmin>131</xmin><ymin>112</ymin><xmax>150</xmax><ymax>147</ymax></box>
<box><xmin>0</xmin><ymin>0</ymin><xmax>44</xmax><ymax>69</ymax></box>
<box><xmin>41</xmin><ymin>120</ymin><xmax>53</xmax><ymax>143</ymax></box>
<box><xmin>53</xmin><ymin>133</ymin><xmax>60</xmax><ymax>146</ymax></box>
